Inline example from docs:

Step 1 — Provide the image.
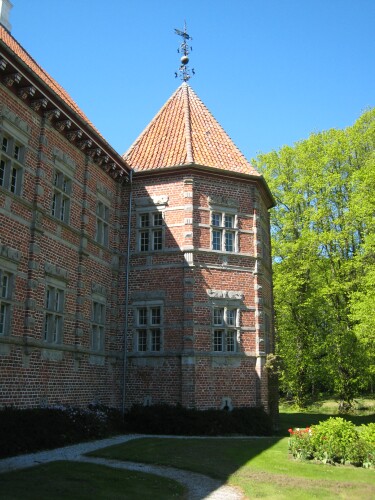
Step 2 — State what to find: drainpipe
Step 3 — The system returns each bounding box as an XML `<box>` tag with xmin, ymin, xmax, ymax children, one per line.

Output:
<box><xmin>122</xmin><ymin>169</ymin><xmax>133</xmax><ymax>416</ymax></box>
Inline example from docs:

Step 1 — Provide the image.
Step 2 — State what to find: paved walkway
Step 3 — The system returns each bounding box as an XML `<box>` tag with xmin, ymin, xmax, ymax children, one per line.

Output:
<box><xmin>0</xmin><ymin>435</ymin><xmax>243</xmax><ymax>500</ymax></box>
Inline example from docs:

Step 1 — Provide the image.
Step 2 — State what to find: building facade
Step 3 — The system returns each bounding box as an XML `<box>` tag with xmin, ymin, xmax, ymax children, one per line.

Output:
<box><xmin>0</xmin><ymin>9</ymin><xmax>277</xmax><ymax>420</ymax></box>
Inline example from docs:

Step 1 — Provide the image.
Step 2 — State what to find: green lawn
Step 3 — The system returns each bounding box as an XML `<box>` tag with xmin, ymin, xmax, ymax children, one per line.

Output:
<box><xmin>0</xmin><ymin>461</ymin><xmax>186</xmax><ymax>499</ymax></box>
<box><xmin>1</xmin><ymin>402</ymin><xmax>374</xmax><ymax>499</ymax></box>
<box><xmin>89</xmin><ymin>437</ymin><xmax>375</xmax><ymax>499</ymax></box>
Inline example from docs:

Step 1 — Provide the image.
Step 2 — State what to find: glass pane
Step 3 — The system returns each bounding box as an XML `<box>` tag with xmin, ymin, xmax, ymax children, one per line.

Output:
<box><xmin>138</xmin><ymin>308</ymin><xmax>147</xmax><ymax>325</ymax></box>
<box><xmin>213</xmin><ymin>330</ymin><xmax>223</xmax><ymax>351</ymax></box>
<box><xmin>1</xmin><ymin>273</ymin><xmax>9</xmax><ymax>298</ymax></box>
<box><xmin>226</xmin><ymin>330</ymin><xmax>236</xmax><ymax>352</ymax></box>
<box><xmin>0</xmin><ymin>159</ymin><xmax>5</xmax><ymax>186</ymax></box>
<box><xmin>10</xmin><ymin>167</ymin><xmax>17</xmax><ymax>193</ymax></box>
<box><xmin>14</xmin><ymin>145</ymin><xmax>20</xmax><ymax>160</ymax></box>
<box><xmin>212</xmin><ymin>230</ymin><xmax>221</xmax><ymax>250</ymax></box>
<box><xmin>151</xmin><ymin>329</ymin><xmax>161</xmax><ymax>351</ymax></box>
<box><xmin>138</xmin><ymin>330</ymin><xmax>147</xmax><ymax>351</ymax></box>
<box><xmin>225</xmin><ymin>215</ymin><xmax>234</xmax><ymax>228</ymax></box>
<box><xmin>140</xmin><ymin>231</ymin><xmax>149</xmax><ymax>251</ymax></box>
<box><xmin>226</xmin><ymin>309</ymin><xmax>236</xmax><ymax>326</ymax></box>
<box><xmin>225</xmin><ymin>232</ymin><xmax>234</xmax><ymax>252</ymax></box>
<box><xmin>0</xmin><ymin>303</ymin><xmax>8</xmax><ymax>335</ymax></box>
<box><xmin>153</xmin><ymin>212</ymin><xmax>163</xmax><ymax>226</ymax></box>
<box><xmin>212</xmin><ymin>213</ymin><xmax>221</xmax><ymax>226</ymax></box>
<box><xmin>213</xmin><ymin>308</ymin><xmax>224</xmax><ymax>325</ymax></box>
<box><xmin>151</xmin><ymin>307</ymin><xmax>161</xmax><ymax>325</ymax></box>
<box><xmin>2</xmin><ymin>137</ymin><xmax>8</xmax><ymax>152</ymax></box>
<box><xmin>140</xmin><ymin>214</ymin><xmax>149</xmax><ymax>227</ymax></box>
<box><xmin>153</xmin><ymin>230</ymin><xmax>162</xmax><ymax>250</ymax></box>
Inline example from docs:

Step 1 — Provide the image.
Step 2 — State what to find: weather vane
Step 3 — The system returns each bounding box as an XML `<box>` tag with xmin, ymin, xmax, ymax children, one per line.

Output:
<box><xmin>174</xmin><ymin>22</ymin><xmax>195</xmax><ymax>82</ymax></box>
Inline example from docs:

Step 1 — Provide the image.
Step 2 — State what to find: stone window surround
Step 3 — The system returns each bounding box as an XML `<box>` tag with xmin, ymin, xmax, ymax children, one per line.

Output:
<box><xmin>95</xmin><ymin>199</ymin><xmax>110</xmax><ymax>247</ymax></box>
<box><xmin>135</xmin><ymin>195</ymin><xmax>168</xmax><ymax>253</ymax></box>
<box><xmin>0</xmin><ymin>246</ymin><xmax>21</xmax><ymax>337</ymax></box>
<box><xmin>43</xmin><ymin>275</ymin><xmax>67</xmax><ymax>345</ymax></box>
<box><xmin>132</xmin><ymin>299</ymin><xmax>164</xmax><ymax>353</ymax></box>
<box><xmin>207</xmin><ymin>289</ymin><xmax>244</xmax><ymax>354</ymax></box>
<box><xmin>0</xmin><ymin>123</ymin><xmax>27</xmax><ymax>196</ymax></box>
<box><xmin>208</xmin><ymin>196</ymin><xmax>239</xmax><ymax>254</ymax></box>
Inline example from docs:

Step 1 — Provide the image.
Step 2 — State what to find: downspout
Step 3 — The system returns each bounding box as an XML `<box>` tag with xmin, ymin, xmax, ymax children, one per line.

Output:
<box><xmin>122</xmin><ymin>169</ymin><xmax>133</xmax><ymax>416</ymax></box>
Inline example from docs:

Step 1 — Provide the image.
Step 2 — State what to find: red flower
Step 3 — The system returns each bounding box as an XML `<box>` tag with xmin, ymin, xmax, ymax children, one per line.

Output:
<box><xmin>288</xmin><ymin>428</ymin><xmax>293</xmax><ymax>434</ymax></box>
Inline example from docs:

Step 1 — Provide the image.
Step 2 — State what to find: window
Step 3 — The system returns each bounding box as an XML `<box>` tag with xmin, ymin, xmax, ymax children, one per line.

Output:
<box><xmin>0</xmin><ymin>270</ymin><xmax>13</xmax><ymax>336</ymax></box>
<box><xmin>211</xmin><ymin>212</ymin><xmax>237</xmax><ymax>252</ymax></box>
<box><xmin>0</xmin><ymin>133</ymin><xmax>24</xmax><ymax>195</ymax></box>
<box><xmin>92</xmin><ymin>301</ymin><xmax>105</xmax><ymax>351</ymax></box>
<box><xmin>95</xmin><ymin>201</ymin><xmax>109</xmax><ymax>246</ymax></box>
<box><xmin>135</xmin><ymin>305</ymin><xmax>162</xmax><ymax>352</ymax></box>
<box><xmin>51</xmin><ymin>170</ymin><xmax>71</xmax><ymax>223</ymax></box>
<box><xmin>212</xmin><ymin>306</ymin><xmax>239</xmax><ymax>352</ymax></box>
<box><xmin>44</xmin><ymin>286</ymin><xmax>64</xmax><ymax>344</ymax></box>
<box><xmin>138</xmin><ymin>211</ymin><xmax>164</xmax><ymax>252</ymax></box>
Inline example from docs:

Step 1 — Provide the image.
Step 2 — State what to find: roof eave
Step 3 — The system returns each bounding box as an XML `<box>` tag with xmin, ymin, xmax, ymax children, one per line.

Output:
<box><xmin>132</xmin><ymin>162</ymin><xmax>276</xmax><ymax>209</ymax></box>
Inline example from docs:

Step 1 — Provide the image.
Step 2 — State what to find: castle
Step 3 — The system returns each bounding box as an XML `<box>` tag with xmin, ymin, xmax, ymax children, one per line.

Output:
<box><xmin>0</xmin><ymin>2</ymin><xmax>277</xmax><ymax>421</ymax></box>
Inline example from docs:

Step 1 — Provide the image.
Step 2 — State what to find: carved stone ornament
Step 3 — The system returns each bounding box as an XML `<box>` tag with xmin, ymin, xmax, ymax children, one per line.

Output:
<box><xmin>0</xmin><ymin>244</ymin><xmax>21</xmax><ymax>263</ymax></box>
<box><xmin>135</xmin><ymin>195</ymin><xmax>169</xmax><ymax>207</ymax></box>
<box><xmin>18</xmin><ymin>86</ymin><xmax>36</xmax><ymax>100</ymax></box>
<box><xmin>77</xmin><ymin>139</ymin><xmax>92</xmax><ymax>150</ymax></box>
<box><xmin>0</xmin><ymin>58</ymin><xmax>7</xmax><ymax>71</ymax></box>
<box><xmin>87</xmin><ymin>147</ymin><xmax>101</xmax><ymax>158</ymax></box>
<box><xmin>55</xmin><ymin>119</ymin><xmax>72</xmax><ymax>132</ymax></box>
<box><xmin>44</xmin><ymin>109</ymin><xmax>61</xmax><ymax>121</ymax></box>
<box><xmin>66</xmin><ymin>129</ymin><xmax>83</xmax><ymax>142</ymax></box>
<box><xmin>3</xmin><ymin>72</ymin><xmax>21</xmax><ymax>87</ymax></box>
<box><xmin>31</xmin><ymin>98</ymin><xmax>48</xmax><ymax>111</ymax></box>
<box><xmin>208</xmin><ymin>195</ymin><xmax>238</xmax><ymax>208</ymax></box>
<box><xmin>207</xmin><ymin>289</ymin><xmax>244</xmax><ymax>300</ymax></box>
<box><xmin>92</xmin><ymin>283</ymin><xmax>107</xmax><ymax>296</ymax></box>
<box><xmin>44</xmin><ymin>262</ymin><xmax>68</xmax><ymax>281</ymax></box>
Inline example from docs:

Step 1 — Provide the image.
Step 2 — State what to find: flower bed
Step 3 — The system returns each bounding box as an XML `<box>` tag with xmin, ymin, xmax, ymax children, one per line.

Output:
<box><xmin>288</xmin><ymin>418</ymin><xmax>375</xmax><ymax>468</ymax></box>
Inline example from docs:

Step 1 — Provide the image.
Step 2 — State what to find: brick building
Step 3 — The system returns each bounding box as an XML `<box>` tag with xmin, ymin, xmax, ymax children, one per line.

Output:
<box><xmin>0</xmin><ymin>4</ymin><xmax>277</xmax><ymax>420</ymax></box>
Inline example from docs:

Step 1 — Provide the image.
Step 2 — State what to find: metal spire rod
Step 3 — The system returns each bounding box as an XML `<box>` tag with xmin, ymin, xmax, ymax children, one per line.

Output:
<box><xmin>174</xmin><ymin>21</ymin><xmax>195</xmax><ymax>82</ymax></box>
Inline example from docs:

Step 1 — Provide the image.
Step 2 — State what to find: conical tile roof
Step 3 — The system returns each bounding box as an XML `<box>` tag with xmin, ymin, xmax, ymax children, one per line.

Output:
<box><xmin>124</xmin><ymin>83</ymin><xmax>260</xmax><ymax>176</ymax></box>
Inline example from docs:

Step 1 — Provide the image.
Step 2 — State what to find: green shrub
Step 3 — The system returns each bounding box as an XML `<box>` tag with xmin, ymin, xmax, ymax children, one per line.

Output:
<box><xmin>124</xmin><ymin>404</ymin><xmax>273</xmax><ymax>436</ymax></box>
<box><xmin>0</xmin><ymin>405</ymin><xmax>124</xmax><ymax>458</ymax></box>
<box><xmin>310</xmin><ymin>417</ymin><xmax>359</xmax><ymax>464</ymax></box>
<box><xmin>288</xmin><ymin>417</ymin><xmax>375</xmax><ymax>468</ymax></box>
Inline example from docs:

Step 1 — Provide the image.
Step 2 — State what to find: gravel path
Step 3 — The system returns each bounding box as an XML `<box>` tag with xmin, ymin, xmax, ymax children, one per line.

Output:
<box><xmin>0</xmin><ymin>435</ymin><xmax>244</xmax><ymax>500</ymax></box>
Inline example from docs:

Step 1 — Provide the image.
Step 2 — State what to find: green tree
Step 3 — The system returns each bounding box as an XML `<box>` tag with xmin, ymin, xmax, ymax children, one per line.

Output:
<box><xmin>254</xmin><ymin>108</ymin><xmax>375</xmax><ymax>406</ymax></box>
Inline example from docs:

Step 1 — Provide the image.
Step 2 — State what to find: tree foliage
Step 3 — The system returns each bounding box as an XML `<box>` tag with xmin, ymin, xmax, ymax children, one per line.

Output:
<box><xmin>253</xmin><ymin>108</ymin><xmax>375</xmax><ymax>406</ymax></box>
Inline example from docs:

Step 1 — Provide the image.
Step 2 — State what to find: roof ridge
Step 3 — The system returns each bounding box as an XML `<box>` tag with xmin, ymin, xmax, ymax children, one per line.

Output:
<box><xmin>182</xmin><ymin>83</ymin><xmax>194</xmax><ymax>164</ymax></box>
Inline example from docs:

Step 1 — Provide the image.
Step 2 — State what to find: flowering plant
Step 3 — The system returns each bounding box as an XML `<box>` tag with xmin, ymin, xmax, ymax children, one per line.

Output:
<box><xmin>288</xmin><ymin>427</ymin><xmax>313</xmax><ymax>460</ymax></box>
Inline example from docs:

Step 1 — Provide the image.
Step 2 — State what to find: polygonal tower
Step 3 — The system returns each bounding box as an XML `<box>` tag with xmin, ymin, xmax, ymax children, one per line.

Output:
<box><xmin>124</xmin><ymin>82</ymin><xmax>278</xmax><ymax>420</ymax></box>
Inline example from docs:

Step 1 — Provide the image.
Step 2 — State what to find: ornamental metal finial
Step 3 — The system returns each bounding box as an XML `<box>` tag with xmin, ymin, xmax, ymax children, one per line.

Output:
<box><xmin>174</xmin><ymin>21</ymin><xmax>195</xmax><ymax>82</ymax></box>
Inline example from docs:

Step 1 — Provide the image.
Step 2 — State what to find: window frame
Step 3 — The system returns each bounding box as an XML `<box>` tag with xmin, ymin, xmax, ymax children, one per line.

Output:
<box><xmin>0</xmin><ymin>269</ymin><xmax>14</xmax><ymax>336</ymax></box>
<box><xmin>43</xmin><ymin>285</ymin><xmax>65</xmax><ymax>344</ymax></box>
<box><xmin>137</xmin><ymin>210</ymin><xmax>164</xmax><ymax>253</ymax></box>
<box><xmin>134</xmin><ymin>303</ymin><xmax>163</xmax><ymax>352</ymax></box>
<box><xmin>95</xmin><ymin>201</ymin><xmax>110</xmax><ymax>247</ymax></box>
<box><xmin>51</xmin><ymin>170</ymin><xmax>72</xmax><ymax>223</ymax></box>
<box><xmin>0</xmin><ymin>132</ymin><xmax>25</xmax><ymax>196</ymax></box>
<box><xmin>91</xmin><ymin>300</ymin><xmax>106</xmax><ymax>352</ymax></box>
<box><xmin>210</xmin><ymin>210</ymin><xmax>238</xmax><ymax>253</ymax></box>
<box><xmin>212</xmin><ymin>306</ymin><xmax>240</xmax><ymax>353</ymax></box>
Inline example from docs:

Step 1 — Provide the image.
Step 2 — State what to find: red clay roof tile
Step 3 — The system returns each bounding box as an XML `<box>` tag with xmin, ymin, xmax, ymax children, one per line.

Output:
<box><xmin>124</xmin><ymin>82</ymin><xmax>260</xmax><ymax>176</ymax></box>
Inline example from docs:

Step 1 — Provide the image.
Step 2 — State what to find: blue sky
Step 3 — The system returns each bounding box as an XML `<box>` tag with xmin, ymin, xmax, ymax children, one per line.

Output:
<box><xmin>10</xmin><ymin>0</ymin><xmax>375</xmax><ymax>161</ymax></box>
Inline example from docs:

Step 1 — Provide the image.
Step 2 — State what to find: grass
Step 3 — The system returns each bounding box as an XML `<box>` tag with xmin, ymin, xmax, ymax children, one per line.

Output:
<box><xmin>89</xmin><ymin>437</ymin><xmax>375</xmax><ymax>499</ymax></box>
<box><xmin>1</xmin><ymin>399</ymin><xmax>374</xmax><ymax>499</ymax></box>
<box><xmin>0</xmin><ymin>461</ymin><xmax>186</xmax><ymax>499</ymax></box>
